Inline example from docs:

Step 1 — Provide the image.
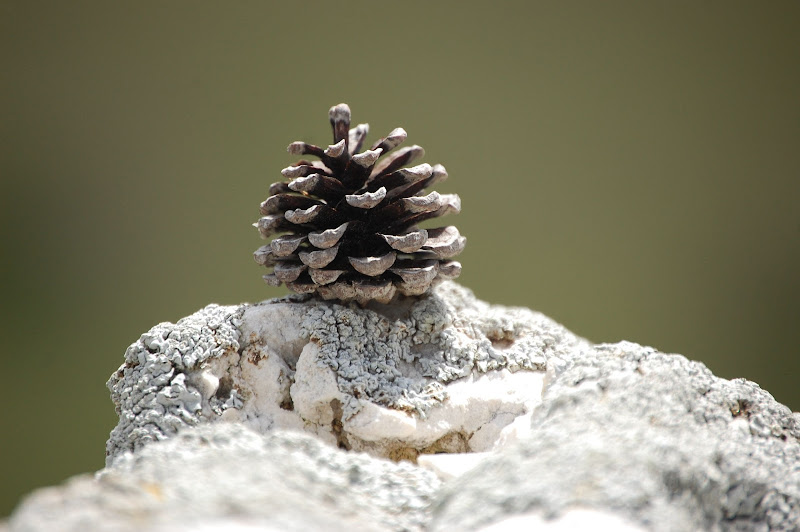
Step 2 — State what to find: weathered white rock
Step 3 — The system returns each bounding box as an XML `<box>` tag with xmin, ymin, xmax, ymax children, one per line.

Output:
<box><xmin>429</xmin><ymin>341</ymin><xmax>800</xmax><ymax>531</ymax></box>
<box><xmin>105</xmin><ymin>282</ymin><xmax>581</xmax><ymax>463</ymax></box>
<box><xmin>475</xmin><ymin>509</ymin><xmax>647</xmax><ymax>532</ymax></box>
<box><xmin>10</xmin><ymin>424</ymin><xmax>440</xmax><ymax>532</ymax></box>
<box><xmin>416</xmin><ymin>451</ymin><xmax>491</xmax><ymax>481</ymax></box>
<box><xmin>9</xmin><ymin>282</ymin><xmax>800</xmax><ymax>531</ymax></box>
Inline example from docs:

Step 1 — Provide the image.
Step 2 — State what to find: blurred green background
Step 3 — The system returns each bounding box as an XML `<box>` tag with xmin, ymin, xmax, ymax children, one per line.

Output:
<box><xmin>1</xmin><ymin>0</ymin><xmax>798</xmax><ymax>517</ymax></box>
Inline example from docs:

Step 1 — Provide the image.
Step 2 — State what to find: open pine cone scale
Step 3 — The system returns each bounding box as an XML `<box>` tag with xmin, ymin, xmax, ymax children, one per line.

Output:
<box><xmin>255</xmin><ymin>103</ymin><xmax>465</xmax><ymax>304</ymax></box>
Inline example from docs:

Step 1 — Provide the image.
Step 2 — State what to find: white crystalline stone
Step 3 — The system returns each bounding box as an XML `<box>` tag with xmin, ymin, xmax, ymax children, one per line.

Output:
<box><xmin>290</xmin><ymin>343</ymin><xmax>344</xmax><ymax>437</ymax></box>
<box><xmin>190</xmin><ymin>370</ymin><xmax>220</xmax><ymax>401</ymax></box>
<box><xmin>234</xmin><ymin>342</ymin><xmax>303</xmax><ymax>434</ymax></box>
<box><xmin>492</xmin><ymin>408</ymin><xmax>534</xmax><ymax>448</ymax></box>
<box><xmin>416</xmin><ymin>452</ymin><xmax>491</xmax><ymax>482</ymax></box>
<box><xmin>240</xmin><ymin>303</ymin><xmax>306</xmax><ymax>367</ymax></box>
<box><xmin>343</xmin><ymin>369</ymin><xmax>545</xmax><ymax>456</ymax></box>
<box><xmin>345</xmin><ymin>401</ymin><xmax>417</xmax><ymax>441</ymax></box>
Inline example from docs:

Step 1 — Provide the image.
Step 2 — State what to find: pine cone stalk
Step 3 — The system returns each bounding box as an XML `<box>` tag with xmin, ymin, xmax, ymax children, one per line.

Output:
<box><xmin>254</xmin><ymin>103</ymin><xmax>464</xmax><ymax>304</ymax></box>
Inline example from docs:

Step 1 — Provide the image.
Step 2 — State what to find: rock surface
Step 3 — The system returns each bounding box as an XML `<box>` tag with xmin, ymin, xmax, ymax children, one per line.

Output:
<box><xmin>11</xmin><ymin>424</ymin><xmax>439</xmax><ymax>532</ymax></box>
<box><xmin>429</xmin><ymin>342</ymin><xmax>800</xmax><ymax>531</ymax></box>
<box><xmin>105</xmin><ymin>282</ymin><xmax>582</xmax><ymax>463</ymax></box>
<box><xmin>8</xmin><ymin>282</ymin><xmax>800</xmax><ymax>531</ymax></box>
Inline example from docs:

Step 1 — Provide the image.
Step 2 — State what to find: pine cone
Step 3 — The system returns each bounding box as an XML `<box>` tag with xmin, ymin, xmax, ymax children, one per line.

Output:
<box><xmin>254</xmin><ymin>103</ymin><xmax>464</xmax><ymax>305</ymax></box>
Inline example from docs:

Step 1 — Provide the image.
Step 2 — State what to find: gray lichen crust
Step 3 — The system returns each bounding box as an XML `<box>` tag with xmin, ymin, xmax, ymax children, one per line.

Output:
<box><xmin>106</xmin><ymin>304</ymin><xmax>246</xmax><ymax>459</ymax></box>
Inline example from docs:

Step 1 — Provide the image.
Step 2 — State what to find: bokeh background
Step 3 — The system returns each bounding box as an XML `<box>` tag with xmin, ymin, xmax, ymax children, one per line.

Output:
<box><xmin>2</xmin><ymin>0</ymin><xmax>798</xmax><ymax>516</ymax></box>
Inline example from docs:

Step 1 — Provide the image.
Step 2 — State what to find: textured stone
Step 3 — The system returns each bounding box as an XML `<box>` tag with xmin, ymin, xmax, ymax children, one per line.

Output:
<box><xmin>11</xmin><ymin>424</ymin><xmax>439</xmax><ymax>532</ymax></box>
<box><xmin>105</xmin><ymin>303</ymin><xmax>247</xmax><ymax>461</ymax></box>
<box><xmin>105</xmin><ymin>282</ymin><xmax>582</xmax><ymax>464</ymax></box>
<box><xmin>475</xmin><ymin>509</ymin><xmax>646</xmax><ymax>532</ymax></box>
<box><xmin>429</xmin><ymin>342</ymin><xmax>800</xmax><ymax>531</ymax></box>
<box><xmin>9</xmin><ymin>282</ymin><xmax>799</xmax><ymax>531</ymax></box>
